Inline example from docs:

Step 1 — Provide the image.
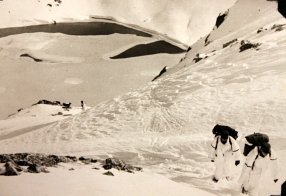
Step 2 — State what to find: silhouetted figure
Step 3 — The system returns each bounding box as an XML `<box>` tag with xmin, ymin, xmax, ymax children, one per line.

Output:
<box><xmin>81</xmin><ymin>101</ymin><xmax>86</xmax><ymax>111</ymax></box>
<box><xmin>152</xmin><ymin>66</ymin><xmax>168</xmax><ymax>81</ymax></box>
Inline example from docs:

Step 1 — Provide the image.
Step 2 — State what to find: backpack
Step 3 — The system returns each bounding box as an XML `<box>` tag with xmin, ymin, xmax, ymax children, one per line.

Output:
<box><xmin>212</xmin><ymin>124</ymin><xmax>238</xmax><ymax>140</ymax></box>
<box><xmin>243</xmin><ymin>133</ymin><xmax>269</xmax><ymax>156</ymax></box>
<box><xmin>245</xmin><ymin>133</ymin><xmax>269</xmax><ymax>145</ymax></box>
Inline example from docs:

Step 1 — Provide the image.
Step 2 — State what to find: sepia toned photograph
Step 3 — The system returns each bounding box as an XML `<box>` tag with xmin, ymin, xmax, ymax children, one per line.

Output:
<box><xmin>0</xmin><ymin>0</ymin><xmax>285</xmax><ymax>195</ymax></box>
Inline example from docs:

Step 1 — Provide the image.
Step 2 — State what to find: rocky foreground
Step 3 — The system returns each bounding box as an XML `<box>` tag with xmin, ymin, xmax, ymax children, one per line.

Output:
<box><xmin>0</xmin><ymin>153</ymin><xmax>142</xmax><ymax>176</ymax></box>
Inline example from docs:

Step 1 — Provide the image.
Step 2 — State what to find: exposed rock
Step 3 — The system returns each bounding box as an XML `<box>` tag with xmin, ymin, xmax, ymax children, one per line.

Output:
<box><xmin>24</xmin><ymin>163</ymin><xmax>50</xmax><ymax>174</ymax></box>
<box><xmin>0</xmin><ymin>153</ymin><xmax>78</xmax><ymax>167</ymax></box>
<box><xmin>271</xmin><ymin>24</ymin><xmax>286</xmax><ymax>32</ymax></box>
<box><xmin>103</xmin><ymin>171</ymin><xmax>114</xmax><ymax>176</ymax></box>
<box><xmin>54</xmin><ymin>0</ymin><xmax>62</xmax><ymax>4</ymax></box>
<box><xmin>239</xmin><ymin>40</ymin><xmax>261</xmax><ymax>52</ymax></box>
<box><xmin>0</xmin><ymin>154</ymin><xmax>142</xmax><ymax>176</ymax></box>
<box><xmin>104</xmin><ymin>158</ymin><xmax>126</xmax><ymax>171</ymax></box>
<box><xmin>223</xmin><ymin>39</ymin><xmax>238</xmax><ymax>48</ymax></box>
<box><xmin>193</xmin><ymin>53</ymin><xmax>208</xmax><ymax>63</ymax></box>
<box><xmin>257</xmin><ymin>27</ymin><xmax>268</xmax><ymax>34</ymax></box>
<box><xmin>152</xmin><ymin>66</ymin><xmax>169</xmax><ymax>82</ymax></box>
<box><xmin>215</xmin><ymin>10</ymin><xmax>229</xmax><ymax>28</ymax></box>
<box><xmin>103</xmin><ymin>164</ymin><xmax>112</xmax><ymax>170</ymax></box>
<box><xmin>205</xmin><ymin>34</ymin><xmax>211</xmax><ymax>46</ymax></box>
<box><xmin>102</xmin><ymin>158</ymin><xmax>142</xmax><ymax>172</ymax></box>
<box><xmin>33</xmin><ymin>100</ymin><xmax>62</xmax><ymax>106</ymax></box>
<box><xmin>20</xmin><ymin>53</ymin><xmax>43</xmax><ymax>62</ymax></box>
<box><xmin>27</xmin><ymin>164</ymin><xmax>42</xmax><ymax>173</ymax></box>
<box><xmin>79</xmin><ymin>157</ymin><xmax>98</xmax><ymax>164</ymax></box>
<box><xmin>127</xmin><ymin>170</ymin><xmax>134</xmax><ymax>174</ymax></box>
<box><xmin>3</xmin><ymin>161</ymin><xmax>21</xmax><ymax>176</ymax></box>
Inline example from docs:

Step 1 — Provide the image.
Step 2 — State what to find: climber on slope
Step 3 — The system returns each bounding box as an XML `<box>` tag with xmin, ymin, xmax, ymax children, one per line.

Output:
<box><xmin>209</xmin><ymin>130</ymin><xmax>241</xmax><ymax>182</ymax></box>
<box><xmin>239</xmin><ymin>141</ymin><xmax>279</xmax><ymax>196</ymax></box>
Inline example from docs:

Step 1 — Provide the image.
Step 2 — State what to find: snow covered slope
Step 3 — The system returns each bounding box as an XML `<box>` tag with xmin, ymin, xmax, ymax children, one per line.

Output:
<box><xmin>0</xmin><ymin>0</ymin><xmax>286</xmax><ymax>195</ymax></box>
<box><xmin>0</xmin><ymin>0</ymin><xmax>236</xmax><ymax>46</ymax></box>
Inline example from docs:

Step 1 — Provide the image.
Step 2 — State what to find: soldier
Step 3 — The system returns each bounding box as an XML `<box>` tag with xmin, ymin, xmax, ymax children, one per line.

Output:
<box><xmin>239</xmin><ymin>142</ymin><xmax>279</xmax><ymax>196</ymax></box>
<box><xmin>209</xmin><ymin>130</ymin><xmax>241</xmax><ymax>182</ymax></box>
<box><xmin>81</xmin><ymin>100</ymin><xmax>86</xmax><ymax>111</ymax></box>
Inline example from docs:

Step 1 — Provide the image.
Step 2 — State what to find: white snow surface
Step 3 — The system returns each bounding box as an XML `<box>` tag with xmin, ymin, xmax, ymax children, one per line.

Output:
<box><xmin>0</xmin><ymin>0</ymin><xmax>236</xmax><ymax>46</ymax></box>
<box><xmin>1</xmin><ymin>0</ymin><xmax>286</xmax><ymax>196</ymax></box>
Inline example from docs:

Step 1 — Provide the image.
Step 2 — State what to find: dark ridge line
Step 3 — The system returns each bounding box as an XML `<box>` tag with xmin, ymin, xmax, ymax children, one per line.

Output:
<box><xmin>0</xmin><ymin>21</ymin><xmax>152</xmax><ymax>38</ymax></box>
<box><xmin>110</xmin><ymin>40</ymin><xmax>186</xmax><ymax>59</ymax></box>
<box><xmin>20</xmin><ymin>54</ymin><xmax>43</xmax><ymax>62</ymax></box>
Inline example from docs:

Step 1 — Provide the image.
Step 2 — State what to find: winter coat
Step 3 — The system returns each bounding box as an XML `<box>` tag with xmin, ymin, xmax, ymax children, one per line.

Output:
<box><xmin>209</xmin><ymin>135</ymin><xmax>241</xmax><ymax>162</ymax></box>
<box><xmin>239</xmin><ymin>146</ymin><xmax>279</xmax><ymax>196</ymax></box>
<box><xmin>209</xmin><ymin>135</ymin><xmax>241</xmax><ymax>180</ymax></box>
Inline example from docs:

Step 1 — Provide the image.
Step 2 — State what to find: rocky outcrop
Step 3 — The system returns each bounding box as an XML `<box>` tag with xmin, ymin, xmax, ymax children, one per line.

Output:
<box><xmin>271</xmin><ymin>23</ymin><xmax>286</xmax><ymax>32</ymax></box>
<box><xmin>103</xmin><ymin>158</ymin><xmax>142</xmax><ymax>172</ymax></box>
<box><xmin>4</xmin><ymin>161</ymin><xmax>22</xmax><ymax>176</ymax></box>
<box><xmin>0</xmin><ymin>153</ymin><xmax>77</xmax><ymax>167</ymax></box>
<box><xmin>0</xmin><ymin>153</ymin><xmax>142</xmax><ymax>176</ymax></box>
<box><xmin>27</xmin><ymin>164</ymin><xmax>50</xmax><ymax>173</ymax></box>
<box><xmin>239</xmin><ymin>40</ymin><xmax>261</xmax><ymax>52</ymax></box>
<box><xmin>33</xmin><ymin>100</ymin><xmax>62</xmax><ymax>106</ymax></box>
<box><xmin>79</xmin><ymin>156</ymin><xmax>98</xmax><ymax>164</ymax></box>
<box><xmin>223</xmin><ymin>38</ymin><xmax>238</xmax><ymax>48</ymax></box>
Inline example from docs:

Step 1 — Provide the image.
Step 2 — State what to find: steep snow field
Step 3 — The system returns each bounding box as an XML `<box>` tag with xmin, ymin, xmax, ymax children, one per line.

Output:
<box><xmin>1</xmin><ymin>0</ymin><xmax>286</xmax><ymax>196</ymax></box>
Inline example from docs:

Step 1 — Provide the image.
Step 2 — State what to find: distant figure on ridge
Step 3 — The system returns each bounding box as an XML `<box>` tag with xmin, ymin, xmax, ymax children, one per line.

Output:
<box><xmin>152</xmin><ymin>66</ymin><xmax>168</xmax><ymax>82</ymax></box>
<box><xmin>209</xmin><ymin>127</ymin><xmax>241</xmax><ymax>182</ymax></box>
<box><xmin>81</xmin><ymin>100</ymin><xmax>86</xmax><ymax>111</ymax></box>
<box><xmin>239</xmin><ymin>133</ymin><xmax>279</xmax><ymax>196</ymax></box>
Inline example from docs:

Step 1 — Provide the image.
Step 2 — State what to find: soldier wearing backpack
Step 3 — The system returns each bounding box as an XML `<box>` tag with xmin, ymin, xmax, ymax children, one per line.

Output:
<box><xmin>212</xmin><ymin>124</ymin><xmax>238</xmax><ymax>140</ymax></box>
<box><xmin>239</xmin><ymin>142</ymin><xmax>279</xmax><ymax>196</ymax></box>
<box><xmin>243</xmin><ymin>133</ymin><xmax>269</xmax><ymax>156</ymax></box>
<box><xmin>209</xmin><ymin>130</ymin><xmax>241</xmax><ymax>182</ymax></box>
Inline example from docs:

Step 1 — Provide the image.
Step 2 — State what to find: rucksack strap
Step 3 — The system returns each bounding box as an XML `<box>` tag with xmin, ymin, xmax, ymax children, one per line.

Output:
<box><xmin>215</xmin><ymin>137</ymin><xmax>219</xmax><ymax>150</ymax></box>
<box><xmin>215</xmin><ymin>136</ymin><xmax>234</xmax><ymax>151</ymax></box>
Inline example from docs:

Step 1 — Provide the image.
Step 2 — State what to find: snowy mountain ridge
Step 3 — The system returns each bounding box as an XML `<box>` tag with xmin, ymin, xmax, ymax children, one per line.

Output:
<box><xmin>0</xmin><ymin>0</ymin><xmax>236</xmax><ymax>46</ymax></box>
<box><xmin>0</xmin><ymin>0</ymin><xmax>286</xmax><ymax>195</ymax></box>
